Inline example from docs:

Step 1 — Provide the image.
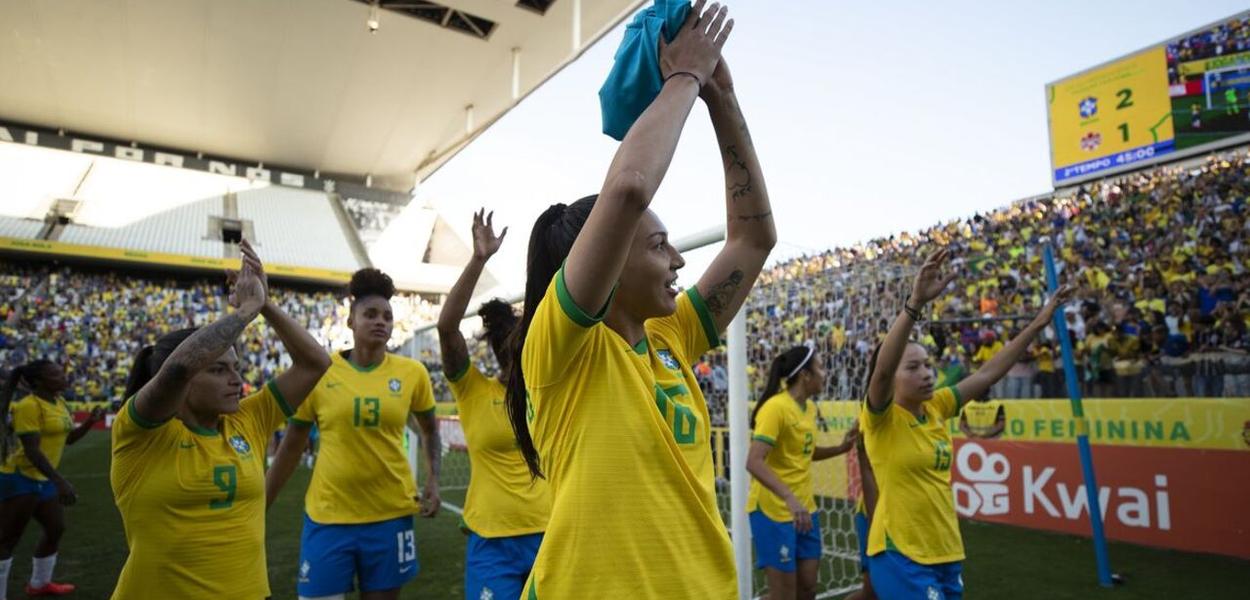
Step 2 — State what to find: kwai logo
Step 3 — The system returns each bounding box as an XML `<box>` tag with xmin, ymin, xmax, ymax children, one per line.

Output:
<box><xmin>952</xmin><ymin>442</ymin><xmax>1010</xmax><ymax>517</ymax></box>
<box><xmin>1022</xmin><ymin>468</ymin><xmax>1171</xmax><ymax>530</ymax></box>
<box><xmin>951</xmin><ymin>441</ymin><xmax>1173</xmax><ymax>531</ymax></box>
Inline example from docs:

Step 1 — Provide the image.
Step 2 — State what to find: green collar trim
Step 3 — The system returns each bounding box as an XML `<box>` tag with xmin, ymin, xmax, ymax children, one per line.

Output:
<box><xmin>343</xmin><ymin>350</ymin><xmax>385</xmax><ymax>373</ymax></box>
<box><xmin>632</xmin><ymin>337</ymin><xmax>649</xmax><ymax>355</ymax></box>
<box><xmin>186</xmin><ymin>422</ymin><xmax>220</xmax><ymax>437</ymax></box>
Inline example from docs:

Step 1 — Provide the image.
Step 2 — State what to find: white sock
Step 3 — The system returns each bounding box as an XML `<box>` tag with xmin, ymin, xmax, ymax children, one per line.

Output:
<box><xmin>0</xmin><ymin>557</ymin><xmax>12</xmax><ymax>600</ymax></box>
<box><xmin>30</xmin><ymin>553</ymin><xmax>55</xmax><ymax>588</ymax></box>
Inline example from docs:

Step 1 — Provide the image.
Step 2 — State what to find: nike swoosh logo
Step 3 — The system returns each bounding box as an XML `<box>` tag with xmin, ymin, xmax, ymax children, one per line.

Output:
<box><xmin>909</xmin><ymin>422</ymin><xmax>922</xmax><ymax>428</ymax></box>
<box><xmin>400</xmin><ymin>566</ymin><xmax>414</xmax><ymax>574</ymax></box>
<box><xmin>326</xmin><ymin>382</ymin><xmax>342</xmax><ymax>389</ymax></box>
<box><xmin>179</xmin><ymin>442</ymin><xmax>196</xmax><ymax>449</ymax></box>
<box><xmin>492</xmin><ymin>399</ymin><xmax>505</xmax><ymax>406</ymax></box>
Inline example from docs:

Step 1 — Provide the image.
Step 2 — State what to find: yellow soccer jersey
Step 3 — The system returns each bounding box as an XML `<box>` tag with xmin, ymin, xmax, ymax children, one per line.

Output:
<box><xmin>860</xmin><ymin>386</ymin><xmax>965</xmax><ymax>565</ymax></box>
<box><xmin>1</xmin><ymin>395</ymin><xmax>73</xmax><ymax>480</ymax></box>
<box><xmin>747</xmin><ymin>391</ymin><xmax>818</xmax><ymax>522</ymax></box>
<box><xmin>521</xmin><ymin>269</ymin><xmax>735</xmax><ymax>599</ymax></box>
<box><xmin>644</xmin><ymin>286</ymin><xmax>722</xmax><ymax>498</ymax></box>
<box><xmin>292</xmin><ymin>351</ymin><xmax>435</xmax><ymax>524</ymax></box>
<box><xmin>110</xmin><ymin>382</ymin><xmax>292</xmax><ymax>600</ymax></box>
<box><xmin>449</xmin><ymin>363</ymin><xmax>550</xmax><ymax>537</ymax></box>
<box><xmin>961</xmin><ymin>400</ymin><xmax>1003</xmax><ymax>437</ymax></box>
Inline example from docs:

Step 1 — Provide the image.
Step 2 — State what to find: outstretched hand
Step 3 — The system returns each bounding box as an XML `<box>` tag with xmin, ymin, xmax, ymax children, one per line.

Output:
<box><xmin>226</xmin><ymin>239</ymin><xmax>268</xmax><ymax>315</ymax></box>
<box><xmin>1037</xmin><ymin>283</ymin><xmax>1077</xmax><ymax>322</ymax></box>
<box><xmin>659</xmin><ymin>0</ymin><xmax>734</xmax><ymax>86</ymax></box>
<box><xmin>910</xmin><ymin>248</ymin><xmax>958</xmax><ymax>307</ymax></box>
<box><xmin>471</xmin><ymin>209</ymin><xmax>507</xmax><ymax>261</ymax></box>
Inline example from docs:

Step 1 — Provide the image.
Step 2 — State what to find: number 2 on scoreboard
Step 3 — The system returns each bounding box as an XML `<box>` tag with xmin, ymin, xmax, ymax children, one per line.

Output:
<box><xmin>1116</xmin><ymin>88</ymin><xmax>1133</xmax><ymax>109</ymax></box>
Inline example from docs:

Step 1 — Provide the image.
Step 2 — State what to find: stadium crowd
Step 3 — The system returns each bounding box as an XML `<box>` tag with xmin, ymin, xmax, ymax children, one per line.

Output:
<box><xmin>1167</xmin><ymin>12</ymin><xmax>1250</xmax><ymax>80</ymax></box>
<box><xmin>693</xmin><ymin>150</ymin><xmax>1250</xmax><ymax>424</ymax></box>
<box><xmin>4</xmin><ymin>151</ymin><xmax>1250</xmax><ymax>421</ymax></box>
<box><xmin>0</xmin><ymin>262</ymin><xmax>440</xmax><ymax>409</ymax></box>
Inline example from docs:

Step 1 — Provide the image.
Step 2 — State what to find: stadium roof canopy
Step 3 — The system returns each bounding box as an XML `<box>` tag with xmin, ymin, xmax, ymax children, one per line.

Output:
<box><xmin>0</xmin><ymin>0</ymin><xmax>643</xmax><ymax>193</ymax></box>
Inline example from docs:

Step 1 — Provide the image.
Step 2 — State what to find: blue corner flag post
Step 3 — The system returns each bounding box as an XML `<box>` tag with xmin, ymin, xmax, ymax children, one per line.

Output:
<box><xmin>1043</xmin><ymin>245</ymin><xmax>1114</xmax><ymax>588</ymax></box>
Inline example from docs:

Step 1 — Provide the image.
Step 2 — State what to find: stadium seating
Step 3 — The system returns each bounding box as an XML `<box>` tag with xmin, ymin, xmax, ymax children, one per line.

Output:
<box><xmin>686</xmin><ymin>151</ymin><xmax>1250</xmax><ymax>425</ymax></box>
<box><xmin>0</xmin><ymin>262</ymin><xmax>440</xmax><ymax>408</ymax></box>
<box><xmin>60</xmin><ymin>197</ymin><xmax>224</xmax><ymax>257</ymax></box>
<box><xmin>0</xmin><ymin>216</ymin><xmax>42</xmax><ymax>239</ymax></box>
<box><xmin>237</xmin><ymin>187</ymin><xmax>361</xmax><ymax>273</ymax></box>
<box><xmin>4</xmin><ymin>150</ymin><xmax>1249</xmax><ymax>414</ymax></box>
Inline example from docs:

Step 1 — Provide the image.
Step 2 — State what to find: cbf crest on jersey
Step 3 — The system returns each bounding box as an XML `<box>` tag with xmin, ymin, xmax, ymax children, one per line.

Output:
<box><xmin>229</xmin><ymin>435</ymin><xmax>252</xmax><ymax>457</ymax></box>
<box><xmin>656</xmin><ymin>349</ymin><xmax>681</xmax><ymax>372</ymax></box>
<box><xmin>389</xmin><ymin>378</ymin><xmax>402</xmax><ymax>393</ymax></box>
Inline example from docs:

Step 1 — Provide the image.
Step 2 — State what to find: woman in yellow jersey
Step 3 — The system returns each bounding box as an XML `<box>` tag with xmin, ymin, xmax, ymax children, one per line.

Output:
<box><xmin>860</xmin><ymin>249</ymin><xmax>1073</xmax><ymax>600</ymax></box>
<box><xmin>503</xmin><ymin>3</ymin><xmax>774</xmax><ymax>597</ymax></box>
<box><xmin>0</xmin><ymin>360</ymin><xmax>104</xmax><ymax>597</ymax></box>
<box><xmin>746</xmin><ymin>344</ymin><xmax>859</xmax><ymax>600</ymax></box>
<box><xmin>266</xmin><ymin>268</ymin><xmax>442</xmax><ymax>600</ymax></box>
<box><xmin>110</xmin><ymin>240</ymin><xmax>330</xmax><ymax>600</ymax></box>
<box><xmin>436</xmin><ymin>210</ymin><xmax>550</xmax><ymax>600</ymax></box>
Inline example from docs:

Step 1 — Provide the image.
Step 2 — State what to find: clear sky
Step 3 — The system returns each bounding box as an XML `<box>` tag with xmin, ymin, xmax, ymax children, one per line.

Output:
<box><xmin>414</xmin><ymin>0</ymin><xmax>1248</xmax><ymax>297</ymax></box>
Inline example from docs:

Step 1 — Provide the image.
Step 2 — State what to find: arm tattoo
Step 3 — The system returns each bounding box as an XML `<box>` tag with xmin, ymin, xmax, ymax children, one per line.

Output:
<box><xmin>724</xmin><ymin>145</ymin><xmax>754</xmax><ymax>201</ymax></box>
<box><xmin>705</xmin><ymin>269</ymin><xmax>745</xmax><ymax>318</ymax></box>
<box><xmin>725</xmin><ymin>93</ymin><xmax>754</xmax><ymax>146</ymax></box>
<box><xmin>165</xmin><ymin>312</ymin><xmax>252</xmax><ymax>377</ymax></box>
<box><xmin>424</xmin><ymin>421</ymin><xmax>442</xmax><ymax>480</ymax></box>
<box><xmin>734</xmin><ymin>211</ymin><xmax>772</xmax><ymax>222</ymax></box>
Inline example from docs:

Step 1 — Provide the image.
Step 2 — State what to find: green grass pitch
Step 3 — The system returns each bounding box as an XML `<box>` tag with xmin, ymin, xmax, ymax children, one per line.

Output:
<box><xmin>9</xmin><ymin>433</ymin><xmax>1246</xmax><ymax>599</ymax></box>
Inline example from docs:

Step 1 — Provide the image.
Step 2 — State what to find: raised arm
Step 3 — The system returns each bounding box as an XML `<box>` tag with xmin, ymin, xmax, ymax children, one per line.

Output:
<box><xmin>867</xmin><ymin>250</ymin><xmax>956</xmax><ymax>411</ymax></box>
<box><xmin>437</xmin><ymin>209</ymin><xmax>506</xmax><ymax>379</ymax></box>
<box><xmin>694</xmin><ymin>58</ymin><xmax>776</xmax><ymax>332</ymax></box>
<box><xmin>957</xmin><ymin>285</ymin><xmax>1074</xmax><ymax>402</ymax></box>
<box><xmin>132</xmin><ymin>254</ymin><xmax>266</xmax><ymax>424</ymax></box>
<box><xmin>235</xmin><ymin>241</ymin><xmax>330</xmax><ymax>411</ymax></box>
<box><xmin>564</xmin><ymin>0</ymin><xmax>731</xmax><ymax>312</ymax></box>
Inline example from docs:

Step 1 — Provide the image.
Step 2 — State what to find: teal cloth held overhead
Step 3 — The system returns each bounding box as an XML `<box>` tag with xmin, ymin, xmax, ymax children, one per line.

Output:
<box><xmin>598</xmin><ymin>0</ymin><xmax>691</xmax><ymax>141</ymax></box>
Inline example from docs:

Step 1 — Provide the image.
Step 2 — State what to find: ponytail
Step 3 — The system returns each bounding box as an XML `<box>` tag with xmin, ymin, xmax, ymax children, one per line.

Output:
<box><xmin>505</xmin><ymin>195</ymin><xmax>598</xmax><ymax>479</ymax></box>
<box><xmin>124</xmin><ymin>345</ymin><xmax>158</xmax><ymax>400</ymax></box>
<box><xmin>123</xmin><ymin>328</ymin><xmax>198</xmax><ymax>400</ymax></box>
<box><xmin>751</xmin><ymin>345</ymin><xmax>817</xmax><ymax>428</ymax></box>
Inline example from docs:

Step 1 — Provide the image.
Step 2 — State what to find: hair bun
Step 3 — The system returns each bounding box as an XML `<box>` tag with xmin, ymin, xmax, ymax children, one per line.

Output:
<box><xmin>349</xmin><ymin>268</ymin><xmax>395</xmax><ymax>301</ymax></box>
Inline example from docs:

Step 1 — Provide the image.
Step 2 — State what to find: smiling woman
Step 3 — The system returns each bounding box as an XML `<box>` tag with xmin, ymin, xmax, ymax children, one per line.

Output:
<box><xmin>499</xmin><ymin>3</ymin><xmax>779</xmax><ymax>598</ymax></box>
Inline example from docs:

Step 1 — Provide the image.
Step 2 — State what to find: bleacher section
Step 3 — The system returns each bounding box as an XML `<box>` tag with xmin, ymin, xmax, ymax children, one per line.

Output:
<box><xmin>237</xmin><ymin>187</ymin><xmax>361</xmax><ymax>273</ymax></box>
<box><xmin>60</xmin><ymin>196</ymin><xmax>224</xmax><ymax>257</ymax></box>
<box><xmin>0</xmin><ymin>215</ymin><xmax>41</xmax><ymax>239</ymax></box>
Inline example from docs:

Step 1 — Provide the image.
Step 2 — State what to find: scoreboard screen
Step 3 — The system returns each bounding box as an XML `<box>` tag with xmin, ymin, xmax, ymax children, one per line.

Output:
<box><xmin>1047</xmin><ymin>10</ymin><xmax>1250</xmax><ymax>185</ymax></box>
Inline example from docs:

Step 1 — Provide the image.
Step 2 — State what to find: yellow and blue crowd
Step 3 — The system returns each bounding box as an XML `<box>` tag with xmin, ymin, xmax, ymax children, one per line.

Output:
<box><xmin>0</xmin><ymin>264</ymin><xmax>441</xmax><ymax>410</ymax></box>
<box><xmin>686</xmin><ymin>150</ymin><xmax>1250</xmax><ymax>421</ymax></box>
